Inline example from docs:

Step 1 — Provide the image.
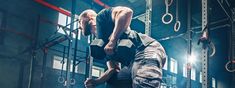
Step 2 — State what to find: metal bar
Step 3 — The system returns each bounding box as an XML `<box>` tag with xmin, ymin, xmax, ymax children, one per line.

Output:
<box><xmin>191</xmin><ymin>17</ymin><xmax>230</xmax><ymax>30</ymax></box>
<box><xmin>40</xmin><ymin>49</ymin><xmax>48</xmax><ymax>88</ymax></box>
<box><xmin>94</xmin><ymin>0</ymin><xmax>110</xmax><ymax>8</ymax></box>
<box><xmin>48</xmin><ymin>48</ymin><xmax>86</xmax><ymax>59</ymax></box>
<box><xmin>28</xmin><ymin>15</ymin><xmax>40</xmax><ymax>88</ymax></box>
<box><xmin>145</xmin><ymin>0</ymin><xmax>152</xmax><ymax>36</ymax></box>
<box><xmin>231</xmin><ymin>17</ymin><xmax>235</xmax><ymax>87</ymax></box>
<box><xmin>158</xmin><ymin>33</ymin><xmax>185</xmax><ymax>41</ymax></box>
<box><xmin>158</xmin><ymin>23</ymin><xmax>230</xmax><ymax>42</ymax></box>
<box><xmin>202</xmin><ymin>0</ymin><xmax>209</xmax><ymax>87</ymax></box>
<box><xmin>65</xmin><ymin>0</ymin><xmax>77</xmax><ymax>87</ymax></box>
<box><xmin>216</xmin><ymin>0</ymin><xmax>233</xmax><ymax>22</ymax></box>
<box><xmin>61</xmin><ymin>46</ymin><xmax>66</xmax><ymax>76</ymax></box>
<box><xmin>85</xmin><ymin>47</ymin><xmax>90</xmax><ymax>79</ymax></box>
<box><xmin>186</xmin><ymin>0</ymin><xmax>192</xmax><ymax>87</ymax></box>
<box><xmin>88</xmin><ymin>47</ymin><xmax>93</xmax><ymax>78</ymax></box>
<box><xmin>224</xmin><ymin>0</ymin><xmax>231</xmax><ymax>7</ymax></box>
<box><xmin>133</xmin><ymin>13</ymin><xmax>145</xmax><ymax>19</ymax></box>
<box><xmin>202</xmin><ymin>47</ymin><xmax>209</xmax><ymax>88</ymax></box>
<box><xmin>35</xmin><ymin>0</ymin><xmax>71</xmax><ymax>16</ymax></box>
<box><xmin>210</xmin><ymin>18</ymin><xmax>229</xmax><ymax>25</ymax></box>
<box><xmin>27</xmin><ymin>53</ymin><xmax>34</xmax><ymax>88</ymax></box>
<box><xmin>44</xmin><ymin>36</ymin><xmax>68</xmax><ymax>48</ymax></box>
<box><xmin>56</xmin><ymin>44</ymin><xmax>88</xmax><ymax>54</ymax></box>
<box><xmin>71</xmin><ymin>29</ymin><xmax>79</xmax><ymax>88</ymax></box>
<box><xmin>193</xmin><ymin>24</ymin><xmax>231</xmax><ymax>33</ymax></box>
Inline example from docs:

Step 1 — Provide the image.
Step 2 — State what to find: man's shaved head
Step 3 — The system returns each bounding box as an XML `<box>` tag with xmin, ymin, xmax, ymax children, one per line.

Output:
<box><xmin>79</xmin><ymin>9</ymin><xmax>97</xmax><ymax>36</ymax></box>
<box><xmin>79</xmin><ymin>9</ymin><xmax>97</xmax><ymax>20</ymax></box>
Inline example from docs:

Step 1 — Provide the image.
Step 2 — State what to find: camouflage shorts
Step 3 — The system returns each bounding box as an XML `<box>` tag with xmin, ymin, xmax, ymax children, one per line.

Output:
<box><xmin>106</xmin><ymin>41</ymin><xmax>166</xmax><ymax>88</ymax></box>
<box><xmin>132</xmin><ymin>41</ymin><xmax>166</xmax><ymax>88</ymax></box>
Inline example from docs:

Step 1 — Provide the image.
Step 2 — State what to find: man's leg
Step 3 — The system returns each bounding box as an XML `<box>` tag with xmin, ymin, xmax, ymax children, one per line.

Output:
<box><xmin>132</xmin><ymin>41</ymin><xmax>166</xmax><ymax>88</ymax></box>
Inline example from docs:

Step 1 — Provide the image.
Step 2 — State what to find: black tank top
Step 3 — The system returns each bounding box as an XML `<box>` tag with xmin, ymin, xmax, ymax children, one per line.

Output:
<box><xmin>96</xmin><ymin>7</ymin><xmax>155</xmax><ymax>65</ymax></box>
<box><xmin>96</xmin><ymin>8</ymin><xmax>114</xmax><ymax>42</ymax></box>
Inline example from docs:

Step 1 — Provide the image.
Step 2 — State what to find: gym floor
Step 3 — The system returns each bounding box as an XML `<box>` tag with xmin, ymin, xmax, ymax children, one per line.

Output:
<box><xmin>0</xmin><ymin>0</ymin><xmax>234</xmax><ymax>88</ymax></box>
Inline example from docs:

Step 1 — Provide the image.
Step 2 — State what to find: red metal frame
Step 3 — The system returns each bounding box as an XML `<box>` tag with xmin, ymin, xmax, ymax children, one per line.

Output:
<box><xmin>94</xmin><ymin>0</ymin><xmax>110</xmax><ymax>8</ymax></box>
<box><xmin>35</xmin><ymin>0</ymin><xmax>109</xmax><ymax>16</ymax></box>
<box><xmin>35</xmin><ymin>0</ymin><xmax>71</xmax><ymax>16</ymax></box>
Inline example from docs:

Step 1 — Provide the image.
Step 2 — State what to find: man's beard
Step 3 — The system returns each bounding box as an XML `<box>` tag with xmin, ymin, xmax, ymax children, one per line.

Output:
<box><xmin>84</xmin><ymin>22</ymin><xmax>91</xmax><ymax>36</ymax></box>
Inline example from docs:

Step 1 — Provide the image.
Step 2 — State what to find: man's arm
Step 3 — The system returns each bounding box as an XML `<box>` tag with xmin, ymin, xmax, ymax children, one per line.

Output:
<box><xmin>109</xmin><ymin>6</ymin><xmax>133</xmax><ymax>42</ymax></box>
<box><xmin>84</xmin><ymin>60</ymin><xmax>120</xmax><ymax>87</ymax></box>
<box><xmin>95</xmin><ymin>60</ymin><xmax>120</xmax><ymax>84</ymax></box>
<box><xmin>104</xmin><ymin>6</ymin><xmax>133</xmax><ymax>55</ymax></box>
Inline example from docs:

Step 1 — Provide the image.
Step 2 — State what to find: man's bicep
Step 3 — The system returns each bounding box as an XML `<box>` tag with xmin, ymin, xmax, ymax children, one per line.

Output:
<box><xmin>111</xmin><ymin>6</ymin><xmax>133</xmax><ymax>21</ymax></box>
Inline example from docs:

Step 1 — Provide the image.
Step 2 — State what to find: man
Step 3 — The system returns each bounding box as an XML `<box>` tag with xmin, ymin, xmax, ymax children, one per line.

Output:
<box><xmin>79</xmin><ymin>6</ymin><xmax>166</xmax><ymax>88</ymax></box>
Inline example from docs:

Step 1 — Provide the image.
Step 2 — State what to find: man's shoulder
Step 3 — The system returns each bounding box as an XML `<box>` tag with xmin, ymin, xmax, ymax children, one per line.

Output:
<box><xmin>97</xmin><ymin>7</ymin><xmax>113</xmax><ymax>16</ymax></box>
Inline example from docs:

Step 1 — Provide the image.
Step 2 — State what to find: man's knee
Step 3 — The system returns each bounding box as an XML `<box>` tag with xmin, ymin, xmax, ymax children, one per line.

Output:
<box><xmin>132</xmin><ymin>76</ymin><xmax>161</xmax><ymax>88</ymax></box>
<box><xmin>132</xmin><ymin>60</ymin><xmax>162</xmax><ymax>88</ymax></box>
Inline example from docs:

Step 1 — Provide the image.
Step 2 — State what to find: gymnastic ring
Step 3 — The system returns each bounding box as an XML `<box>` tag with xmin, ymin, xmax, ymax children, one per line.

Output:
<box><xmin>70</xmin><ymin>78</ymin><xmax>76</xmax><ymax>85</ymax></box>
<box><xmin>174</xmin><ymin>21</ymin><xmax>181</xmax><ymax>32</ymax></box>
<box><xmin>58</xmin><ymin>76</ymin><xmax>65</xmax><ymax>83</ymax></box>
<box><xmin>209</xmin><ymin>42</ymin><xmax>216</xmax><ymax>57</ymax></box>
<box><xmin>162</xmin><ymin>13</ymin><xmax>173</xmax><ymax>24</ymax></box>
<box><xmin>165</xmin><ymin>0</ymin><xmax>174</xmax><ymax>6</ymax></box>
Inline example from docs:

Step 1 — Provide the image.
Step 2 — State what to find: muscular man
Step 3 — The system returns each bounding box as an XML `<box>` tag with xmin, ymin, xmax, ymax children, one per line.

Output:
<box><xmin>79</xmin><ymin>6</ymin><xmax>166</xmax><ymax>88</ymax></box>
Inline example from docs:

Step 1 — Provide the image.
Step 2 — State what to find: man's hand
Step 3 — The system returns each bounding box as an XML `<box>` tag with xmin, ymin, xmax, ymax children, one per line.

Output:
<box><xmin>104</xmin><ymin>40</ymin><xmax>117</xmax><ymax>55</ymax></box>
<box><xmin>84</xmin><ymin>78</ymin><xmax>98</xmax><ymax>88</ymax></box>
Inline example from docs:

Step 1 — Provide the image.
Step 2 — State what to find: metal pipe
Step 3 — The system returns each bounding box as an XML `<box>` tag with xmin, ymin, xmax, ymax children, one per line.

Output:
<box><xmin>193</xmin><ymin>24</ymin><xmax>231</xmax><ymax>33</ymax></box>
<box><xmin>28</xmin><ymin>15</ymin><xmax>40</xmax><ymax>88</ymax></box>
<box><xmin>191</xmin><ymin>17</ymin><xmax>230</xmax><ymax>30</ymax></box>
<box><xmin>94</xmin><ymin>0</ymin><xmax>110</xmax><ymax>8</ymax></box>
<box><xmin>186</xmin><ymin>0</ymin><xmax>192</xmax><ymax>87</ymax></box>
<box><xmin>224</xmin><ymin>0</ymin><xmax>231</xmax><ymax>7</ymax></box>
<box><xmin>210</xmin><ymin>18</ymin><xmax>229</xmax><ymax>25</ymax></box>
<box><xmin>216</xmin><ymin>0</ymin><xmax>233</xmax><ymax>22</ymax></box>
<box><xmin>65</xmin><ymin>0</ymin><xmax>77</xmax><ymax>87</ymax></box>
<box><xmin>49</xmin><ymin>48</ymin><xmax>87</xmax><ymax>59</ymax></box>
<box><xmin>71</xmin><ymin>29</ymin><xmax>79</xmax><ymax>88</ymax></box>
<box><xmin>40</xmin><ymin>49</ymin><xmax>48</xmax><ymax>88</ymax></box>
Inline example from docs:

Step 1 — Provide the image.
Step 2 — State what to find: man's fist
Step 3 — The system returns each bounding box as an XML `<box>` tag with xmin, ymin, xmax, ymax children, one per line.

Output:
<box><xmin>84</xmin><ymin>78</ymin><xmax>97</xmax><ymax>88</ymax></box>
<box><xmin>104</xmin><ymin>40</ymin><xmax>117</xmax><ymax>55</ymax></box>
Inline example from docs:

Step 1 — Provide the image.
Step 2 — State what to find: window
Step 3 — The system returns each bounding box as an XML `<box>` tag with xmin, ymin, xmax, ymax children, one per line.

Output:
<box><xmin>212</xmin><ymin>77</ymin><xmax>216</xmax><ymax>88</ymax></box>
<box><xmin>57</xmin><ymin>13</ymin><xmax>81</xmax><ymax>40</ymax></box>
<box><xmin>200</xmin><ymin>72</ymin><xmax>202</xmax><ymax>83</ymax></box>
<box><xmin>172</xmin><ymin>76</ymin><xmax>177</xmax><ymax>85</ymax></box>
<box><xmin>191</xmin><ymin>68</ymin><xmax>196</xmax><ymax>80</ymax></box>
<box><xmin>183</xmin><ymin>64</ymin><xmax>196</xmax><ymax>80</ymax></box>
<box><xmin>170</xmin><ymin>58</ymin><xmax>177</xmax><ymax>74</ymax></box>
<box><xmin>183</xmin><ymin>63</ymin><xmax>187</xmax><ymax>77</ymax></box>
<box><xmin>160</xmin><ymin>85</ymin><xmax>167</xmax><ymax>88</ymax></box>
<box><xmin>163</xmin><ymin>57</ymin><xmax>168</xmax><ymax>70</ymax></box>
<box><xmin>52</xmin><ymin>56</ymin><xmax>78</xmax><ymax>73</ymax></box>
<box><xmin>53</xmin><ymin>56</ymin><xmax>105</xmax><ymax>77</ymax></box>
<box><xmin>92</xmin><ymin>66</ymin><xmax>105</xmax><ymax>77</ymax></box>
<box><xmin>165</xmin><ymin>75</ymin><xmax>177</xmax><ymax>87</ymax></box>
